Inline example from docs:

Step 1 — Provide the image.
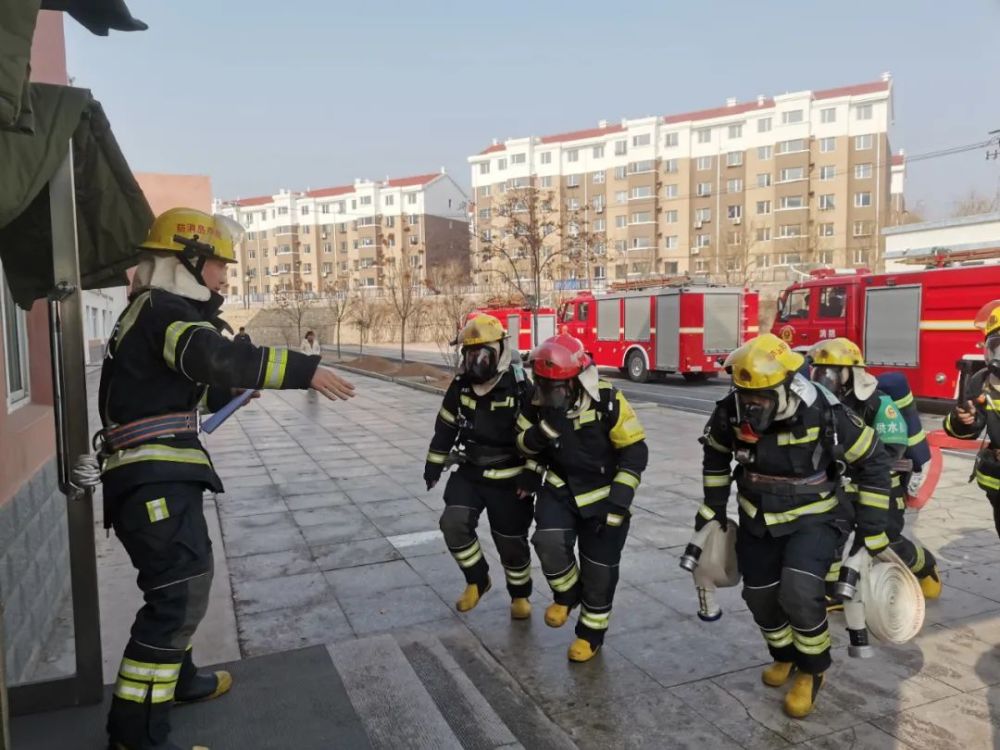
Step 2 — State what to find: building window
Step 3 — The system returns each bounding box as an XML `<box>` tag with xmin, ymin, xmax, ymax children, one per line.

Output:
<box><xmin>728</xmin><ymin>123</ymin><xmax>744</xmax><ymax>139</ymax></box>
<box><xmin>592</xmin><ymin>195</ymin><xmax>605</xmax><ymax>211</ymax></box>
<box><xmin>696</xmin><ymin>234</ymin><xmax>711</xmax><ymax>248</ymax></box>
<box><xmin>567</xmin><ymin>198</ymin><xmax>580</xmax><ymax>210</ymax></box>
<box><xmin>614</xmin><ymin>166</ymin><xmax>627</xmax><ymax>180</ymax></box>
<box><xmin>593</xmin><ymin>218</ymin><xmax>606</xmax><ymax>231</ymax></box>
<box><xmin>819</xmin><ymin>194</ymin><xmax>835</xmax><ymax>210</ymax></box>
<box><xmin>855</xmin><ymin>104</ymin><xmax>873</xmax><ymax>121</ymax></box>
<box><xmin>630</xmin><ymin>186</ymin><xmax>653</xmax><ymax>199</ymax></box>
<box><xmin>726</xmin><ymin>178</ymin><xmax>743</xmax><ymax>193</ymax></box>
<box><xmin>511</xmin><ymin>153</ymin><xmax>526</xmax><ymax>164</ymax></box>
<box><xmin>728</xmin><ymin>204</ymin><xmax>743</xmax><ymax>220</ymax></box>
<box><xmin>777</xmin><ymin>138</ymin><xmax>806</xmax><ymax>154</ymax></box>
<box><xmin>696</xmin><ymin>182</ymin><xmax>712</xmax><ymax>197</ymax></box>
<box><xmin>779</xmin><ymin>167</ymin><xmax>805</xmax><ymax>182</ymax></box>
<box><xmin>782</xmin><ymin>109</ymin><xmax>804</xmax><ymax>124</ymax></box>
<box><xmin>694</xmin><ymin>259</ymin><xmax>709</xmax><ymax>273</ymax></box>
<box><xmin>631</xmin><ymin>237</ymin><xmax>652</xmax><ymax>249</ymax></box>
<box><xmin>323</xmin><ymin>243</ymin><xmax>332</xmax><ymax>253</ymax></box>
<box><xmin>2</xmin><ymin>271</ymin><xmax>29</xmax><ymax>407</ymax></box>
<box><xmin>696</xmin><ymin>156</ymin><xmax>713</xmax><ymax>171</ymax></box>
<box><xmin>819</xmin><ymin>223</ymin><xmax>835</xmax><ymax>237</ymax></box>
<box><xmin>855</xmin><ymin>163</ymin><xmax>873</xmax><ymax>179</ymax></box>
<box><xmin>278</xmin><ymin>206</ymin><xmax>289</xmax><ymax>215</ymax></box>
<box><xmin>665</xmin><ymin>235</ymin><xmax>678</xmax><ymax>249</ymax></box>
<box><xmin>853</xmin><ymin>249</ymin><xmax>869</xmax><ymax>265</ymax></box>
<box><xmin>853</xmin><ymin>220</ymin><xmax>874</xmax><ymax>236</ymax></box>
<box><xmin>757</xmin><ymin>145</ymin><xmax>772</xmax><ymax>160</ymax></box>
<box><xmin>566</xmin><ymin>149</ymin><xmax>579</xmax><ymax>163</ymax></box>
<box><xmin>695</xmin><ymin>128</ymin><xmax>712</xmax><ymax>144</ymax></box>
<box><xmin>615</xmin><ymin>190</ymin><xmax>628</xmax><ymax>204</ymax></box>
<box><xmin>540</xmin><ymin>152</ymin><xmax>552</xmax><ymax>164</ymax></box>
<box><xmin>384</xmin><ymin>195</ymin><xmax>395</xmax><ymax>207</ymax></box>
<box><xmin>664</xmin><ymin>132</ymin><xmax>679</xmax><ymax>147</ymax></box>
<box><xmin>479</xmin><ymin>162</ymin><xmax>490</xmax><ymax>175</ymax></box>
<box><xmin>854</xmin><ymin>191</ymin><xmax>872</xmax><ymax>208</ymax></box>
<box><xmin>758</xmin><ymin>117</ymin><xmax>772</xmax><ymax>133</ymax></box>
<box><xmin>820</xmin><ymin>108</ymin><xmax>837</xmax><ymax>124</ymax></box>
<box><xmin>855</xmin><ymin>134</ymin><xmax>873</xmax><ymax>150</ymax></box>
<box><xmin>664</xmin><ymin>184</ymin><xmax>679</xmax><ymax>198</ymax></box>
<box><xmin>540</xmin><ymin>175</ymin><xmax>553</xmax><ymax>188</ymax></box>
<box><xmin>757</xmin><ymin>173</ymin><xmax>772</xmax><ymax>188</ymax></box>
<box><xmin>695</xmin><ymin>208</ymin><xmax>711</xmax><ymax>223</ymax></box>
<box><xmin>615</xmin><ymin>140</ymin><xmax>628</xmax><ymax>156</ymax></box>
<box><xmin>408</xmin><ymin>214</ymin><xmax>420</xmax><ymax>224</ymax></box>
<box><xmin>778</xmin><ymin>224</ymin><xmax>802</xmax><ymax>238</ymax></box>
<box><xmin>477</xmin><ymin>186</ymin><xmax>490</xmax><ymax>198</ymax></box>
<box><xmin>566</xmin><ymin>174</ymin><xmax>580</xmax><ymax>187</ymax></box>
<box><xmin>632</xmin><ymin>133</ymin><xmax>651</xmax><ymax>147</ymax></box>
<box><xmin>778</xmin><ymin>253</ymin><xmax>802</xmax><ymax>265</ymax></box>
<box><xmin>409</xmin><ymin>235</ymin><xmax>419</xmax><ymax>245</ymax></box>
<box><xmin>629</xmin><ymin>160</ymin><xmax>655</xmax><ymax>173</ymax></box>
<box><xmin>780</xmin><ymin>195</ymin><xmax>805</xmax><ymax>209</ymax></box>
<box><xmin>818</xmin><ymin>137</ymin><xmax>835</xmax><ymax>153</ymax></box>
<box><xmin>664</xmin><ymin>209</ymin><xmax>679</xmax><ymax>223</ymax></box>
<box><xmin>630</xmin><ymin>211</ymin><xmax>653</xmax><ymax>224</ymax></box>
<box><xmin>615</xmin><ymin>215</ymin><xmax>627</xmax><ymax>229</ymax></box>
<box><xmin>663</xmin><ymin>158</ymin><xmax>678</xmax><ymax>173</ymax></box>
<box><xmin>756</xmin><ymin>200</ymin><xmax>771</xmax><ymax>215</ymax></box>
<box><xmin>820</xmin><ymin>165</ymin><xmax>836</xmax><ymax>181</ymax></box>
<box><xmin>726</xmin><ymin>151</ymin><xmax>744</xmax><ymax>167</ymax></box>
<box><xmin>301</xmin><ymin>243</ymin><xmax>312</xmax><ymax>253</ymax></box>
<box><xmin>756</xmin><ymin>227</ymin><xmax>771</xmax><ymax>241</ymax></box>
<box><xmin>592</xmin><ymin>145</ymin><xmax>605</xmax><ymax>159</ymax></box>
<box><xmin>498</xmin><ymin>158</ymin><xmax>508</xmax><ymax>170</ymax></box>
<box><xmin>301</xmin><ymin>205</ymin><xmax>310</xmax><ymax>215</ymax></box>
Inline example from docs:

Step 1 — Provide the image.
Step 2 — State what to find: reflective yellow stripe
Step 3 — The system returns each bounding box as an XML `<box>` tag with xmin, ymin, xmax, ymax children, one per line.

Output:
<box><xmin>793</xmin><ymin>630</ymin><xmax>831</xmax><ymax>654</ymax></box>
<box><xmin>762</xmin><ymin>625</ymin><xmax>794</xmax><ymax>648</ymax></box>
<box><xmin>907</xmin><ymin>429</ymin><xmax>926</xmax><ymax>447</ymax></box>
<box><xmin>606</xmin><ymin>513</ymin><xmax>624</xmax><ymax>526</ymax></box>
<box><xmin>460</xmin><ymin>394</ymin><xmax>477</xmax><ymax>410</ymax></box>
<box><xmin>977</xmin><ymin>470</ymin><xmax>1000</xmax><ymax>490</ymax></box>
<box><xmin>703</xmin><ymin>474</ymin><xmax>730</xmax><ymax>488</ymax></box>
<box><xmin>738</xmin><ymin>494</ymin><xmax>758</xmax><ymax>518</ymax></box>
<box><xmin>491</xmin><ymin>396</ymin><xmax>515</xmax><ymax>410</ymax></box>
<box><xmin>549</xmin><ymin>564</ymin><xmax>579</xmax><ymax>592</ymax></box>
<box><xmin>575</xmin><ymin>485</ymin><xmax>611</xmax><ymax>507</ymax></box>
<box><xmin>703</xmin><ymin>432</ymin><xmax>730</xmax><ymax>453</ymax></box>
<box><xmin>545</xmin><ymin>471</ymin><xmax>566</xmax><ymax>488</ymax></box>
<box><xmin>438</xmin><ymin>407</ymin><xmax>457</xmax><ymax>425</ymax></box>
<box><xmin>113</xmin><ymin>677</ymin><xmax>176</xmax><ymax>704</ymax></box>
<box><xmin>575</xmin><ymin>409</ymin><xmax>597</xmax><ymax>426</ymax></box>
<box><xmin>504</xmin><ymin>565</ymin><xmax>531</xmax><ymax>584</ymax></box>
<box><xmin>426</xmin><ymin>451</ymin><xmax>448</xmax><ymax>464</ymax></box>
<box><xmin>777</xmin><ymin>426</ymin><xmax>820</xmax><ymax>446</ymax></box>
<box><xmin>113</xmin><ymin>292</ymin><xmax>151</xmax><ymax>348</ymax></box>
<box><xmin>763</xmin><ymin>496</ymin><xmax>838</xmax><ymax>527</ymax></box>
<box><xmin>580</xmin><ymin>609</ymin><xmax>611</xmax><ymax>630</ymax></box>
<box><xmin>844</xmin><ymin>482</ymin><xmax>859</xmax><ymax>494</ymax></box>
<box><xmin>524</xmin><ymin>459</ymin><xmax>543</xmax><ymax>474</ymax></box>
<box><xmin>483</xmin><ymin>466</ymin><xmax>524</xmax><ymax>479</ymax></box>
<box><xmin>540</xmin><ymin>420</ymin><xmax>560</xmax><ymax>439</ymax></box>
<box><xmin>698</xmin><ymin>504</ymin><xmax>716</xmax><ymax>520</ymax></box>
<box><xmin>119</xmin><ymin>658</ymin><xmax>181</xmax><ymax>683</ymax></box>
<box><xmin>452</xmin><ymin>542</ymin><xmax>483</xmax><ymax>568</ymax></box>
<box><xmin>613</xmin><ymin>470</ymin><xmax>640</xmax><ymax>489</ymax></box>
<box><xmin>825</xmin><ymin>561</ymin><xmax>842</xmax><ymax>582</ymax></box>
<box><xmin>891</xmin><ymin>475</ymin><xmax>901</xmax><ymax>488</ymax></box>
<box><xmin>104</xmin><ymin>444</ymin><xmax>211</xmax><ymax>472</ymax></box>
<box><xmin>517</xmin><ymin>431</ymin><xmax>539</xmax><ymax>456</ymax></box>
<box><xmin>145</xmin><ymin>498</ymin><xmax>169</xmax><ymax>523</ymax></box>
<box><xmin>844</xmin><ymin>426</ymin><xmax>875</xmax><ymax>463</ymax></box>
<box><xmin>859</xmin><ymin>491</ymin><xmax>890</xmax><ymax>510</ymax></box>
<box><xmin>163</xmin><ymin>321</ymin><xmax>215</xmax><ymax>371</ymax></box>
<box><xmin>911</xmin><ymin>545</ymin><xmax>926</xmax><ymax>574</ymax></box>
<box><xmin>895</xmin><ymin>392</ymin><xmax>914</xmax><ymax>409</ymax></box>
<box><xmin>516</xmin><ymin>414</ymin><xmax>533</xmax><ymax>431</ymax></box>
<box><xmin>263</xmin><ymin>348</ymin><xmax>288</xmax><ymax>388</ymax></box>
<box><xmin>865</xmin><ymin>531</ymin><xmax>889</xmax><ymax>549</ymax></box>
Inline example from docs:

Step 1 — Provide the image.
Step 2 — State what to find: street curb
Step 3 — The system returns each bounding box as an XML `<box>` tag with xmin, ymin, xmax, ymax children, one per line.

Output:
<box><xmin>324</xmin><ymin>360</ymin><xmax>448</xmax><ymax>396</ymax></box>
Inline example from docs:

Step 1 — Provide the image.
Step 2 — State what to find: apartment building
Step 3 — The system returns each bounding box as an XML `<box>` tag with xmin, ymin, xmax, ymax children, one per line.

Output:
<box><xmin>468</xmin><ymin>75</ymin><xmax>904</xmax><ymax>287</ymax></box>
<box><xmin>215</xmin><ymin>170</ymin><xmax>469</xmax><ymax>303</ymax></box>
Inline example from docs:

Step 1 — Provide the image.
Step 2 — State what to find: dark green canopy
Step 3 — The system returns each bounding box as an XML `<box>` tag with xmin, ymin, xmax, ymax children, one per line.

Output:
<box><xmin>0</xmin><ymin>84</ymin><xmax>153</xmax><ymax>309</ymax></box>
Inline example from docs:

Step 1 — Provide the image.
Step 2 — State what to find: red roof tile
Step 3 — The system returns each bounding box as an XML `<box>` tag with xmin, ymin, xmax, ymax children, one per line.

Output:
<box><xmin>891</xmin><ymin>153</ymin><xmax>905</xmax><ymax>166</ymax></box>
<box><xmin>813</xmin><ymin>80</ymin><xmax>889</xmax><ymax>100</ymax></box>
<box><xmin>663</xmin><ymin>99</ymin><xmax>773</xmax><ymax>125</ymax></box>
<box><xmin>387</xmin><ymin>173</ymin><xmax>441</xmax><ymax>188</ymax></box>
<box><xmin>232</xmin><ymin>195</ymin><xmax>273</xmax><ymax>207</ymax></box>
<box><xmin>305</xmin><ymin>184</ymin><xmax>353</xmax><ymax>198</ymax></box>
<box><xmin>540</xmin><ymin>123</ymin><xmax>625</xmax><ymax>145</ymax></box>
<box><xmin>480</xmin><ymin>143</ymin><xmax>506</xmax><ymax>154</ymax></box>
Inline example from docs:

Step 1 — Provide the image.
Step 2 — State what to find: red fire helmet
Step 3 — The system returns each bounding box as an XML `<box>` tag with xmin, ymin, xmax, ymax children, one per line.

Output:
<box><xmin>530</xmin><ymin>334</ymin><xmax>592</xmax><ymax>379</ymax></box>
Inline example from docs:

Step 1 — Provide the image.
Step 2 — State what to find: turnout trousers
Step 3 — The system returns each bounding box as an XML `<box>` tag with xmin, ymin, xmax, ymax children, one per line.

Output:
<box><xmin>886</xmin><ymin>475</ymin><xmax>936</xmax><ymax>578</ymax></box>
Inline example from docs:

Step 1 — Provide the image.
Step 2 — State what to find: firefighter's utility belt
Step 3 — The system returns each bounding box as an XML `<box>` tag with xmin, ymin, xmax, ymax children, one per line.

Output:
<box><xmin>462</xmin><ymin>443</ymin><xmax>517</xmax><ymax>468</ymax></box>
<box><xmin>739</xmin><ymin>469</ymin><xmax>837</xmax><ymax>497</ymax></box>
<box><xmin>100</xmin><ymin>412</ymin><xmax>199</xmax><ymax>453</ymax></box>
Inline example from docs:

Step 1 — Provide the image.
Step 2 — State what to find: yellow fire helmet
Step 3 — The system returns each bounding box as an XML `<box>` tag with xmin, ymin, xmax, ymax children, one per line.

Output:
<box><xmin>807</xmin><ymin>337</ymin><xmax>865</xmax><ymax>368</ymax></box>
<box><xmin>139</xmin><ymin>207</ymin><xmax>240</xmax><ymax>263</ymax></box>
<box><xmin>724</xmin><ymin>333</ymin><xmax>805</xmax><ymax>390</ymax></box>
<box><xmin>974</xmin><ymin>299</ymin><xmax>1000</xmax><ymax>338</ymax></box>
<box><xmin>456</xmin><ymin>314</ymin><xmax>506</xmax><ymax>348</ymax></box>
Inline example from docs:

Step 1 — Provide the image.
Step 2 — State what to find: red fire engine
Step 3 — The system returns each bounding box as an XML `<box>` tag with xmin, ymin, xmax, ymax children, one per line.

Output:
<box><xmin>468</xmin><ymin>305</ymin><xmax>558</xmax><ymax>353</ymax></box>
<box><xmin>771</xmin><ymin>258</ymin><xmax>1000</xmax><ymax>400</ymax></box>
<box><xmin>556</xmin><ymin>283</ymin><xmax>759</xmax><ymax>382</ymax></box>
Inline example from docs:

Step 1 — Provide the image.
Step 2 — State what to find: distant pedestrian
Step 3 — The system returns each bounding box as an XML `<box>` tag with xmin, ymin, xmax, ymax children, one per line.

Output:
<box><xmin>234</xmin><ymin>326</ymin><xmax>251</xmax><ymax>345</ymax></box>
<box><xmin>301</xmin><ymin>330</ymin><xmax>322</xmax><ymax>355</ymax></box>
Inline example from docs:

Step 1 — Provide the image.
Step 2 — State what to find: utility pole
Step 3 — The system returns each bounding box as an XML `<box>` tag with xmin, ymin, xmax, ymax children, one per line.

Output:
<box><xmin>986</xmin><ymin>129</ymin><xmax>1000</xmax><ymax>161</ymax></box>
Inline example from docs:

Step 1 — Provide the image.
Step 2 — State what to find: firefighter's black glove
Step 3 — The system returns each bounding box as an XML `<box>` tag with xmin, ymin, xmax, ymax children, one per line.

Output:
<box><xmin>516</xmin><ymin>466</ymin><xmax>542</xmax><ymax>496</ymax></box>
<box><xmin>424</xmin><ymin>463</ymin><xmax>443</xmax><ymax>491</ymax></box>
<box><xmin>539</xmin><ymin>407</ymin><xmax>572</xmax><ymax>440</ymax></box>
<box><xmin>694</xmin><ymin>508</ymin><xmax>727</xmax><ymax>532</ymax></box>
<box><xmin>850</xmin><ymin>528</ymin><xmax>888</xmax><ymax>556</ymax></box>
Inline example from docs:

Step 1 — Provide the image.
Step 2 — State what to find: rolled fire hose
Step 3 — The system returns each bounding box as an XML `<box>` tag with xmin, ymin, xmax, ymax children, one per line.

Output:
<box><xmin>679</xmin><ymin>519</ymin><xmax>740</xmax><ymax>621</ymax></box>
<box><xmin>860</xmin><ymin>546</ymin><xmax>925</xmax><ymax>645</ymax></box>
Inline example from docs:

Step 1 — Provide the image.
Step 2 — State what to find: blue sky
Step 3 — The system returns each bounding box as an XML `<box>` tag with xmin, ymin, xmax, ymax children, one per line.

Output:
<box><xmin>66</xmin><ymin>0</ymin><xmax>1000</xmax><ymax>217</ymax></box>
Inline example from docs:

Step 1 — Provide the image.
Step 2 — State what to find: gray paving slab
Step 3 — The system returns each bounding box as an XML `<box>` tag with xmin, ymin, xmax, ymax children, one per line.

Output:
<box><xmin>227</xmin><ymin>547</ymin><xmax>320</xmax><ymax>583</ymax></box>
<box><xmin>238</xmin><ymin>599</ymin><xmax>355</xmax><ymax>657</ymax></box>
<box><xmin>339</xmin><ymin>586</ymin><xmax>458</xmax><ymax>636</ymax></box>
<box><xmin>221</xmin><ymin>510</ymin><xmax>308</xmax><ymax>557</ymax></box>
<box><xmin>232</xmin><ymin>571</ymin><xmax>335</xmax><ymax>615</ymax></box>
<box><xmin>312</xmin><ymin>537</ymin><xmax>403</xmax><ymax>571</ymax></box>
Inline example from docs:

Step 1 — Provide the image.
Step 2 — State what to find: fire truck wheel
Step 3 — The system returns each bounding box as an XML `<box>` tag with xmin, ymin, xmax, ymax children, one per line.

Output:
<box><xmin>626</xmin><ymin>350</ymin><xmax>649</xmax><ymax>383</ymax></box>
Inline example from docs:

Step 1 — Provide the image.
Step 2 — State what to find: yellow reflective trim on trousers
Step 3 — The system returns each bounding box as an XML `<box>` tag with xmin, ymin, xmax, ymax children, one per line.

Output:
<box><xmin>549</xmin><ymin>564</ymin><xmax>579</xmax><ymax>592</ymax></box>
<box><xmin>453</xmin><ymin>542</ymin><xmax>481</xmax><ymax>561</ymax></box>
<box><xmin>517</xmin><ymin>431</ymin><xmax>540</xmax><ymax>456</ymax></box>
<box><xmin>575</xmin><ymin>485</ymin><xmax>611</xmax><ymax>507</ymax></box>
<box><xmin>460</xmin><ymin>394</ymin><xmax>477</xmax><ymax>410</ymax></box>
<box><xmin>859</xmin><ymin>491</ymin><xmax>890</xmax><ymax>510</ymax></box>
<box><xmin>703</xmin><ymin>474</ymin><xmax>730</xmax><ymax>488</ymax></box>
<box><xmin>738</xmin><ymin>494</ymin><xmax>758</xmax><ymax>518</ymax></box>
<box><xmin>777</xmin><ymin>427</ymin><xmax>820</xmax><ymax>446</ymax></box>
<box><xmin>580</xmin><ymin>609</ymin><xmax>611</xmax><ymax>630</ymax></box>
<box><xmin>104</xmin><ymin>444</ymin><xmax>211</xmax><ymax>472</ymax></box>
<box><xmin>114</xmin><ymin>678</ymin><xmax>176</xmax><ymax>704</ymax></box>
<box><xmin>763</xmin><ymin>496</ymin><xmax>838</xmax><ymax>527</ymax></box>
<box><xmin>438</xmin><ymin>407</ymin><xmax>457</xmax><ymax>425</ymax></box>
<box><xmin>704</xmin><ymin>432</ymin><xmax>729</xmax><ymax>454</ymax></box>
<box><xmin>504</xmin><ymin>565</ymin><xmax>531</xmax><ymax>584</ymax></box>
<box><xmin>263</xmin><ymin>348</ymin><xmax>288</xmax><ymax>389</ymax></box>
<box><xmin>907</xmin><ymin>429</ymin><xmax>927</xmax><ymax>447</ymax></box>
<box><xmin>113</xmin><ymin>292</ymin><xmax>151</xmax><ymax>349</ymax></box>
<box><xmin>163</xmin><ymin>321</ymin><xmax>215</xmax><ymax>371</ymax></box>
<box><xmin>845</xmin><ymin>426</ymin><xmax>875</xmax><ymax>463</ymax></box>
<box><xmin>426</xmin><ymin>451</ymin><xmax>448</xmax><ymax>464</ymax></box>
<box><xmin>119</xmin><ymin>658</ymin><xmax>181</xmax><ymax>683</ymax></box>
<box><xmin>977</xmin><ymin>470</ymin><xmax>1000</xmax><ymax>490</ymax></box>
<box><xmin>762</xmin><ymin>624</ymin><xmax>794</xmax><ymax>648</ymax></box>
<box><xmin>698</xmin><ymin>504</ymin><xmax>716</xmax><ymax>520</ymax></box>
<box><xmin>614</xmin><ymin>470</ymin><xmax>640</xmax><ymax>489</ymax></box>
<box><xmin>865</xmin><ymin>532</ymin><xmax>889</xmax><ymax>549</ymax></box>
<box><xmin>895</xmin><ymin>392</ymin><xmax>914</xmax><ymax>409</ymax></box>
<box><xmin>145</xmin><ymin>498</ymin><xmax>169</xmax><ymax>523</ymax></box>
<box><xmin>516</xmin><ymin>414</ymin><xmax>533</xmax><ymax>431</ymax></box>
<box><xmin>483</xmin><ymin>466</ymin><xmax>524</xmax><ymax>479</ymax></box>
<box><xmin>793</xmin><ymin>631</ymin><xmax>831</xmax><ymax>654</ymax></box>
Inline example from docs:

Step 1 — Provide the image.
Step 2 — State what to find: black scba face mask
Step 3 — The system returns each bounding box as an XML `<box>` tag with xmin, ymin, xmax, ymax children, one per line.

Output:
<box><xmin>735</xmin><ymin>390</ymin><xmax>778</xmax><ymax>433</ymax></box>
<box><xmin>811</xmin><ymin>365</ymin><xmax>847</xmax><ymax>397</ymax></box>
<box><xmin>536</xmin><ymin>376</ymin><xmax>579</xmax><ymax>412</ymax></box>
<box><xmin>987</xmin><ymin>336</ymin><xmax>1000</xmax><ymax>378</ymax></box>
<box><xmin>463</xmin><ymin>344</ymin><xmax>499</xmax><ymax>384</ymax></box>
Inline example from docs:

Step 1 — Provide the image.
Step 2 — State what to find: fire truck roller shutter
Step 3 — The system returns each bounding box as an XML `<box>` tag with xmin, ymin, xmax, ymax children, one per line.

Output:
<box><xmin>656</xmin><ymin>292</ymin><xmax>681</xmax><ymax>371</ymax></box>
<box><xmin>864</xmin><ymin>285</ymin><xmax>921</xmax><ymax>368</ymax></box>
<box><xmin>536</xmin><ymin>313</ymin><xmax>556</xmax><ymax>342</ymax></box>
<box><xmin>507</xmin><ymin>314</ymin><xmax>521</xmax><ymax>352</ymax></box>
<box><xmin>597</xmin><ymin>298</ymin><xmax>621</xmax><ymax>341</ymax></box>
<box><xmin>703</xmin><ymin>292</ymin><xmax>741</xmax><ymax>354</ymax></box>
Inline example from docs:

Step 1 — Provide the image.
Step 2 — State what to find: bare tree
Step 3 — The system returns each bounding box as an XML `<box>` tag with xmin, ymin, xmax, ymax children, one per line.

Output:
<box><xmin>719</xmin><ymin>222</ymin><xmax>763</xmax><ymax>286</ymax></box>
<box><xmin>426</xmin><ymin>260</ymin><xmax>474</xmax><ymax>369</ymax></box>
<box><xmin>952</xmin><ymin>189</ymin><xmax>1000</xmax><ymax>218</ymax></box>
<box><xmin>350</xmin><ymin>288</ymin><xmax>382</xmax><ymax>356</ymax></box>
<box><xmin>383</xmin><ymin>245</ymin><xmax>425</xmax><ymax>362</ymax></box>
<box><xmin>323</xmin><ymin>278</ymin><xmax>354</xmax><ymax>358</ymax></box>
<box><xmin>274</xmin><ymin>278</ymin><xmax>315</xmax><ymax>346</ymax></box>
<box><xmin>477</xmin><ymin>184</ymin><xmax>600</xmax><ymax>344</ymax></box>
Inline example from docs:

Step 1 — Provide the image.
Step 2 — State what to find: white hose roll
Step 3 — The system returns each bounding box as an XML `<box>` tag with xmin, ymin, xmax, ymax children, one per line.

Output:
<box><xmin>691</xmin><ymin>519</ymin><xmax>741</xmax><ymax>621</ymax></box>
<box><xmin>860</xmin><ymin>546</ymin><xmax>925</xmax><ymax>644</ymax></box>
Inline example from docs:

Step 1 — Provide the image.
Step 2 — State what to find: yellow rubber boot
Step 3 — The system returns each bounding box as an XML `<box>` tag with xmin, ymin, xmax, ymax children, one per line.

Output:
<box><xmin>784</xmin><ymin>672</ymin><xmax>824</xmax><ymax>718</ymax></box>
<box><xmin>761</xmin><ymin>661</ymin><xmax>796</xmax><ymax>687</ymax></box>
<box><xmin>175</xmin><ymin>671</ymin><xmax>233</xmax><ymax>705</ymax></box>
<box><xmin>567</xmin><ymin>638</ymin><xmax>601</xmax><ymax>662</ymax></box>
<box><xmin>510</xmin><ymin>597</ymin><xmax>532</xmax><ymax>620</ymax></box>
<box><xmin>456</xmin><ymin>579</ymin><xmax>491</xmax><ymax>612</ymax></box>
<box><xmin>544</xmin><ymin>603</ymin><xmax>570</xmax><ymax>628</ymax></box>
<box><xmin>920</xmin><ymin>566</ymin><xmax>942</xmax><ymax>600</ymax></box>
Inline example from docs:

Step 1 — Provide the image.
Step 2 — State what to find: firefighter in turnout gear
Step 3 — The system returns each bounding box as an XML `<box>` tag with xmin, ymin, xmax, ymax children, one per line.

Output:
<box><xmin>99</xmin><ymin>208</ymin><xmax>355</xmax><ymax>750</ymax></box>
<box><xmin>808</xmin><ymin>338</ymin><xmax>941</xmax><ymax>600</ymax></box>
<box><xmin>945</xmin><ymin>299</ymin><xmax>1000</xmax><ymax>540</ymax></box>
<box><xmin>425</xmin><ymin>314</ymin><xmax>535</xmax><ymax>618</ymax></box>
<box><xmin>517</xmin><ymin>335</ymin><xmax>648</xmax><ymax>663</ymax></box>
<box><xmin>700</xmin><ymin>334</ymin><xmax>891</xmax><ymax>719</ymax></box>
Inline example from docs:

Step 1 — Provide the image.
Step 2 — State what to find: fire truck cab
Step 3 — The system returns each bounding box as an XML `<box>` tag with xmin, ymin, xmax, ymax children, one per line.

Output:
<box><xmin>468</xmin><ymin>305</ymin><xmax>557</xmax><ymax>353</ymax></box>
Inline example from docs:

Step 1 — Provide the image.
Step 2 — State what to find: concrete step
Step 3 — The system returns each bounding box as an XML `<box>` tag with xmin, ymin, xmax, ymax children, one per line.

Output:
<box><xmin>400</xmin><ymin>635</ymin><xmax>522</xmax><ymax>750</ymax></box>
<box><xmin>328</xmin><ymin>634</ymin><xmax>464</xmax><ymax>750</ymax></box>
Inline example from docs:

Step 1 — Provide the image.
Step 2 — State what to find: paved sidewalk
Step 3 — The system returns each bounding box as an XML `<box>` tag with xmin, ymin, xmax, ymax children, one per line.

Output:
<box><xmin>102</xmin><ymin>371</ymin><xmax>1000</xmax><ymax>748</ymax></box>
